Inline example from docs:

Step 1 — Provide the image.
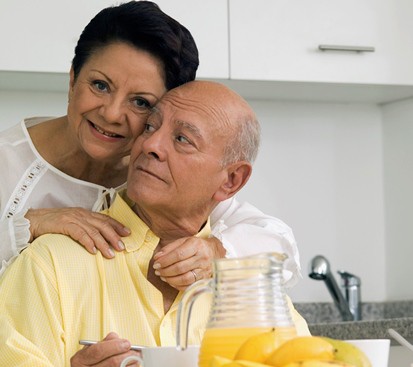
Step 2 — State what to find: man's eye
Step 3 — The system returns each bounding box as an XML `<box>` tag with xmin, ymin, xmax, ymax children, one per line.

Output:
<box><xmin>92</xmin><ymin>80</ymin><xmax>109</xmax><ymax>92</ymax></box>
<box><xmin>176</xmin><ymin>135</ymin><xmax>190</xmax><ymax>144</ymax></box>
<box><xmin>144</xmin><ymin>123</ymin><xmax>156</xmax><ymax>133</ymax></box>
<box><xmin>133</xmin><ymin>97</ymin><xmax>151</xmax><ymax>109</ymax></box>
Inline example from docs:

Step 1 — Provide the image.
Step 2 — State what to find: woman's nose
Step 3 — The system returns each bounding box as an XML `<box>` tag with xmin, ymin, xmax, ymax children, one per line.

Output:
<box><xmin>99</xmin><ymin>96</ymin><xmax>126</xmax><ymax>124</ymax></box>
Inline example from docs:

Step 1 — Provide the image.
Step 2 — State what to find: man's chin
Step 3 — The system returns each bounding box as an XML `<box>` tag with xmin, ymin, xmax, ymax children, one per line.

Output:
<box><xmin>127</xmin><ymin>184</ymin><xmax>162</xmax><ymax>203</ymax></box>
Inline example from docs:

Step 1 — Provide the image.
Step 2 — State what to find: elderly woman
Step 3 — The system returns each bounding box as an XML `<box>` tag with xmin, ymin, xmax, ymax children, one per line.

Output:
<box><xmin>0</xmin><ymin>1</ymin><xmax>300</xmax><ymax>289</ymax></box>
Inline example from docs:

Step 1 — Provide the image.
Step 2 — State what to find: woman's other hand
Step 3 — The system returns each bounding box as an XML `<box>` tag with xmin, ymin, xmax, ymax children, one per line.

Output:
<box><xmin>153</xmin><ymin>236</ymin><xmax>226</xmax><ymax>291</ymax></box>
<box><xmin>26</xmin><ymin>208</ymin><xmax>130</xmax><ymax>258</ymax></box>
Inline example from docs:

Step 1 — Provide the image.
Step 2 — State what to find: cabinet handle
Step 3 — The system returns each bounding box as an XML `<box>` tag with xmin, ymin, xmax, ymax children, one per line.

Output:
<box><xmin>318</xmin><ymin>45</ymin><xmax>375</xmax><ymax>52</ymax></box>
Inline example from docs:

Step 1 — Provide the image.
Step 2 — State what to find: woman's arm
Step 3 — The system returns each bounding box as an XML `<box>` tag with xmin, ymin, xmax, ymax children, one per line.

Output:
<box><xmin>0</xmin><ymin>210</ymin><xmax>31</xmax><ymax>275</ymax></box>
<box><xmin>152</xmin><ymin>197</ymin><xmax>301</xmax><ymax>290</ymax></box>
<box><xmin>25</xmin><ymin>207</ymin><xmax>130</xmax><ymax>257</ymax></box>
<box><xmin>0</xmin><ymin>207</ymin><xmax>132</xmax><ymax>277</ymax></box>
<box><xmin>210</xmin><ymin>196</ymin><xmax>302</xmax><ymax>287</ymax></box>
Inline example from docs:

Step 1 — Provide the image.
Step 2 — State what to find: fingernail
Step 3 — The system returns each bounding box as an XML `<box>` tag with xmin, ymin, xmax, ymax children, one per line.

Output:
<box><xmin>155</xmin><ymin>270</ymin><xmax>160</xmax><ymax>276</ymax></box>
<box><xmin>154</xmin><ymin>251</ymin><xmax>163</xmax><ymax>259</ymax></box>
<box><xmin>118</xmin><ymin>241</ymin><xmax>125</xmax><ymax>250</ymax></box>
<box><xmin>121</xmin><ymin>340</ymin><xmax>131</xmax><ymax>350</ymax></box>
<box><xmin>108</xmin><ymin>248</ymin><xmax>115</xmax><ymax>258</ymax></box>
<box><xmin>160</xmin><ymin>277</ymin><xmax>166</xmax><ymax>282</ymax></box>
<box><xmin>123</xmin><ymin>227</ymin><xmax>131</xmax><ymax>235</ymax></box>
<box><xmin>153</xmin><ymin>262</ymin><xmax>161</xmax><ymax>270</ymax></box>
<box><xmin>92</xmin><ymin>247</ymin><xmax>97</xmax><ymax>254</ymax></box>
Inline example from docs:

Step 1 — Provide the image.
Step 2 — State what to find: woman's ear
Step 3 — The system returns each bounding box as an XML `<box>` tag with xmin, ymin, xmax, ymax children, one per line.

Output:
<box><xmin>68</xmin><ymin>67</ymin><xmax>75</xmax><ymax>102</ymax></box>
<box><xmin>213</xmin><ymin>161</ymin><xmax>252</xmax><ymax>202</ymax></box>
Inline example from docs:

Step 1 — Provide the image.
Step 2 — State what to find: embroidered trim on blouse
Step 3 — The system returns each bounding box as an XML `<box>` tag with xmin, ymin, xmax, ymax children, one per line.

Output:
<box><xmin>6</xmin><ymin>160</ymin><xmax>47</xmax><ymax>218</ymax></box>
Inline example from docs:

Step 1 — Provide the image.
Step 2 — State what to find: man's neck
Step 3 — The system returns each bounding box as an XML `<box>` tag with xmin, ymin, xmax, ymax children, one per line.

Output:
<box><xmin>131</xmin><ymin>203</ymin><xmax>212</xmax><ymax>246</ymax></box>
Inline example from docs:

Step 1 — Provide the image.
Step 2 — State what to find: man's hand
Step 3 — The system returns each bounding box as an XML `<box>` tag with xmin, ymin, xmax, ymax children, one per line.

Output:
<box><xmin>71</xmin><ymin>332</ymin><xmax>140</xmax><ymax>366</ymax></box>
<box><xmin>26</xmin><ymin>208</ymin><xmax>130</xmax><ymax>258</ymax></box>
<box><xmin>153</xmin><ymin>236</ymin><xmax>226</xmax><ymax>290</ymax></box>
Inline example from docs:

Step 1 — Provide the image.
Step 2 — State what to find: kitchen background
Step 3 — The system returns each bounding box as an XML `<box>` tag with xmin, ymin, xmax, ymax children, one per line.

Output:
<box><xmin>1</xmin><ymin>0</ymin><xmax>413</xmax><ymax>306</ymax></box>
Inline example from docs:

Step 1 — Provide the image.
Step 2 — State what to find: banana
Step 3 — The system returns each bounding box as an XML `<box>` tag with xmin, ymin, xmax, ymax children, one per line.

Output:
<box><xmin>210</xmin><ymin>356</ymin><xmax>274</xmax><ymax>367</ymax></box>
<box><xmin>234</xmin><ymin>361</ymin><xmax>275</xmax><ymax>367</ymax></box>
<box><xmin>234</xmin><ymin>328</ymin><xmax>287</xmax><ymax>363</ymax></box>
<box><xmin>265</xmin><ymin>336</ymin><xmax>335</xmax><ymax>367</ymax></box>
<box><xmin>222</xmin><ymin>363</ymin><xmax>273</xmax><ymax>367</ymax></box>
<box><xmin>282</xmin><ymin>361</ymin><xmax>354</xmax><ymax>367</ymax></box>
<box><xmin>321</xmin><ymin>338</ymin><xmax>371</xmax><ymax>367</ymax></box>
<box><xmin>210</xmin><ymin>356</ymin><xmax>234</xmax><ymax>367</ymax></box>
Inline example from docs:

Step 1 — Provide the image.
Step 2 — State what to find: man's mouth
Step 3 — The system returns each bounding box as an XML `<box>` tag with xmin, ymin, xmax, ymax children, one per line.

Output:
<box><xmin>90</xmin><ymin>122</ymin><xmax>123</xmax><ymax>138</ymax></box>
<box><xmin>137</xmin><ymin>166</ymin><xmax>165</xmax><ymax>182</ymax></box>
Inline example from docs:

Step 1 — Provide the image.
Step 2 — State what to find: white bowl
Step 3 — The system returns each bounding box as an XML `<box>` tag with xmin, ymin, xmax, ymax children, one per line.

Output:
<box><xmin>345</xmin><ymin>339</ymin><xmax>390</xmax><ymax>367</ymax></box>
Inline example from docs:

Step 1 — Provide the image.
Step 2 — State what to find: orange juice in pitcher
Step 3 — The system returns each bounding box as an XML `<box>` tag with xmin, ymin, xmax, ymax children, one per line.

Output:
<box><xmin>176</xmin><ymin>253</ymin><xmax>297</xmax><ymax>367</ymax></box>
<box><xmin>198</xmin><ymin>327</ymin><xmax>271</xmax><ymax>367</ymax></box>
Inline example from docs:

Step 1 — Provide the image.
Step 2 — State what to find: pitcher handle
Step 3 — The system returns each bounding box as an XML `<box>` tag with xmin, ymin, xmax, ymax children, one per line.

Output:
<box><xmin>176</xmin><ymin>278</ymin><xmax>212</xmax><ymax>350</ymax></box>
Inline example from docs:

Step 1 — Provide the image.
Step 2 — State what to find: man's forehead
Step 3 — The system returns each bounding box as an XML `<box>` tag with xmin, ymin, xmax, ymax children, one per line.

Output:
<box><xmin>153</xmin><ymin>93</ymin><xmax>214</xmax><ymax>121</ymax></box>
<box><xmin>150</xmin><ymin>102</ymin><xmax>208</xmax><ymax>137</ymax></box>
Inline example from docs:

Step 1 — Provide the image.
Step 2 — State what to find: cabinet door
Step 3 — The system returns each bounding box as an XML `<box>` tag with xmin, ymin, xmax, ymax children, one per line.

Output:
<box><xmin>154</xmin><ymin>0</ymin><xmax>229</xmax><ymax>79</ymax></box>
<box><xmin>0</xmin><ymin>0</ymin><xmax>114</xmax><ymax>73</ymax></box>
<box><xmin>229</xmin><ymin>0</ymin><xmax>413</xmax><ymax>85</ymax></box>
<box><xmin>0</xmin><ymin>0</ymin><xmax>228</xmax><ymax>79</ymax></box>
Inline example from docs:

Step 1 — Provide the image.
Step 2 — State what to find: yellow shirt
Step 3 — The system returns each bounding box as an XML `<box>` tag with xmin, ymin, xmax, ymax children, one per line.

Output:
<box><xmin>0</xmin><ymin>192</ymin><xmax>309</xmax><ymax>366</ymax></box>
<box><xmin>0</xmin><ymin>193</ymin><xmax>211</xmax><ymax>366</ymax></box>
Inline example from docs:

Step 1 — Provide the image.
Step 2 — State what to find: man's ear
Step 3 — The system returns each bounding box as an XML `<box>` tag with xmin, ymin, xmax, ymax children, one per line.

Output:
<box><xmin>213</xmin><ymin>161</ymin><xmax>252</xmax><ymax>202</ymax></box>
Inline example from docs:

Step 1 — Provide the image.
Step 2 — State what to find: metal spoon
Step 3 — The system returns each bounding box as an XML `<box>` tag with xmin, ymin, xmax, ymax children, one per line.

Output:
<box><xmin>79</xmin><ymin>339</ymin><xmax>146</xmax><ymax>351</ymax></box>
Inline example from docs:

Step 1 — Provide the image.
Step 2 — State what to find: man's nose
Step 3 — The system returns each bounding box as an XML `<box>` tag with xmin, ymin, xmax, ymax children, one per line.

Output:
<box><xmin>142</xmin><ymin>130</ymin><xmax>166</xmax><ymax>161</ymax></box>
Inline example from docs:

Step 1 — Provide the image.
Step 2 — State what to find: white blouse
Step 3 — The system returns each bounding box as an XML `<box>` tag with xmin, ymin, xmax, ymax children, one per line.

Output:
<box><xmin>0</xmin><ymin>118</ymin><xmax>301</xmax><ymax>285</ymax></box>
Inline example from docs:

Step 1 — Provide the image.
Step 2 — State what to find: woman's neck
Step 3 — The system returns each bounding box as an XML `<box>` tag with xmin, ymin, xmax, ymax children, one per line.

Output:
<box><xmin>28</xmin><ymin>116</ymin><xmax>129</xmax><ymax>187</ymax></box>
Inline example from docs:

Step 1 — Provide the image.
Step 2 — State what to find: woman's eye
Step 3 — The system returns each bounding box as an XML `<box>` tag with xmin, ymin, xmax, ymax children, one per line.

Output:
<box><xmin>92</xmin><ymin>80</ymin><xmax>109</xmax><ymax>92</ymax></box>
<box><xmin>133</xmin><ymin>97</ymin><xmax>151</xmax><ymax>109</ymax></box>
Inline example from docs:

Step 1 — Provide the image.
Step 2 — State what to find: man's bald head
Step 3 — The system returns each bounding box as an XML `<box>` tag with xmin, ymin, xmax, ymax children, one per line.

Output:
<box><xmin>164</xmin><ymin>80</ymin><xmax>260</xmax><ymax>166</ymax></box>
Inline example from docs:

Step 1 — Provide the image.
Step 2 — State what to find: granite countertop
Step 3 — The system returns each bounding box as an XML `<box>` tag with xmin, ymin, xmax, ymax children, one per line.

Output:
<box><xmin>294</xmin><ymin>300</ymin><xmax>413</xmax><ymax>345</ymax></box>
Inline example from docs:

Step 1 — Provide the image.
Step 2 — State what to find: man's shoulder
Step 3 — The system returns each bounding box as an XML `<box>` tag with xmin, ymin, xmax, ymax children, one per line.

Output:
<box><xmin>28</xmin><ymin>233</ymin><xmax>92</xmax><ymax>266</ymax></box>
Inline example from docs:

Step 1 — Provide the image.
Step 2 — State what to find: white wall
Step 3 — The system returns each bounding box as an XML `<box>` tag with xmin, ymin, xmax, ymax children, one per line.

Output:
<box><xmin>382</xmin><ymin>98</ymin><xmax>413</xmax><ymax>300</ymax></box>
<box><xmin>0</xmin><ymin>90</ymin><xmax>67</xmax><ymax>129</ymax></box>
<box><xmin>2</xmin><ymin>89</ymin><xmax>410</xmax><ymax>304</ymax></box>
<box><xmin>236</xmin><ymin>100</ymin><xmax>386</xmax><ymax>302</ymax></box>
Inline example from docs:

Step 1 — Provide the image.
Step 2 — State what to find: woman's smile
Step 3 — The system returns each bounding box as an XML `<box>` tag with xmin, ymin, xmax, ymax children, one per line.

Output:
<box><xmin>88</xmin><ymin>121</ymin><xmax>124</xmax><ymax>140</ymax></box>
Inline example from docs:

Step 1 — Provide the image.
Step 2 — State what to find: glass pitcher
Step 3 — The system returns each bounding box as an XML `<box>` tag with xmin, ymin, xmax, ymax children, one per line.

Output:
<box><xmin>176</xmin><ymin>252</ymin><xmax>297</xmax><ymax>367</ymax></box>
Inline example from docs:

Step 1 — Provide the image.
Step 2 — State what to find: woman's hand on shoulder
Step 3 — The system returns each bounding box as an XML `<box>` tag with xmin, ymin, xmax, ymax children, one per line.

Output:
<box><xmin>26</xmin><ymin>208</ymin><xmax>130</xmax><ymax>258</ymax></box>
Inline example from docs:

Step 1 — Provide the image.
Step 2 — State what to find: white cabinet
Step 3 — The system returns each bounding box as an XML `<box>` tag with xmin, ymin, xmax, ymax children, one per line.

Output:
<box><xmin>229</xmin><ymin>0</ymin><xmax>413</xmax><ymax>85</ymax></box>
<box><xmin>154</xmin><ymin>0</ymin><xmax>229</xmax><ymax>79</ymax></box>
<box><xmin>0</xmin><ymin>0</ymin><xmax>113</xmax><ymax>73</ymax></box>
<box><xmin>3</xmin><ymin>0</ymin><xmax>413</xmax><ymax>103</ymax></box>
<box><xmin>0</xmin><ymin>0</ymin><xmax>228</xmax><ymax>79</ymax></box>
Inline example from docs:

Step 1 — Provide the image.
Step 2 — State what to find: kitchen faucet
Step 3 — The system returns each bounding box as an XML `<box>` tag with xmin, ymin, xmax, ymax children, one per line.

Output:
<box><xmin>308</xmin><ymin>255</ymin><xmax>361</xmax><ymax>321</ymax></box>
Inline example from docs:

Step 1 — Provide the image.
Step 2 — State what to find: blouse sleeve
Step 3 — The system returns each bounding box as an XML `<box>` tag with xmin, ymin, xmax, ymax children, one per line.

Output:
<box><xmin>0</xmin><ymin>209</ymin><xmax>31</xmax><ymax>275</ymax></box>
<box><xmin>210</xmin><ymin>196</ymin><xmax>302</xmax><ymax>287</ymax></box>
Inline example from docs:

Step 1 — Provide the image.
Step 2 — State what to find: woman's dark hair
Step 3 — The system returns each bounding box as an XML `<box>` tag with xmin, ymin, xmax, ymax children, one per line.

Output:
<box><xmin>72</xmin><ymin>1</ymin><xmax>199</xmax><ymax>90</ymax></box>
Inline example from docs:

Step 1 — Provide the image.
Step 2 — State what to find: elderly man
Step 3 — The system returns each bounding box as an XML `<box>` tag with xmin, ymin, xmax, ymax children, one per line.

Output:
<box><xmin>0</xmin><ymin>81</ymin><xmax>309</xmax><ymax>366</ymax></box>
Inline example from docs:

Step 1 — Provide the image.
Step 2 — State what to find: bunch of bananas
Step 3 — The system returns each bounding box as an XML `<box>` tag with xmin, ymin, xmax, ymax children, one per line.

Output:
<box><xmin>210</xmin><ymin>331</ymin><xmax>372</xmax><ymax>367</ymax></box>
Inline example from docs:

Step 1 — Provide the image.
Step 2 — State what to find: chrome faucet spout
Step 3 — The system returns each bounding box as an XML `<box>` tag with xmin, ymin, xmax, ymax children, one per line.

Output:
<box><xmin>309</xmin><ymin>255</ymin><xmax>360</xmax><ymax>322</ymax></box>
<box><xmin>338</xmin><ymin>270</ymin><xmax>362</xmax><ymax>321</ymax></box>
